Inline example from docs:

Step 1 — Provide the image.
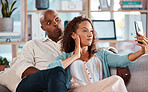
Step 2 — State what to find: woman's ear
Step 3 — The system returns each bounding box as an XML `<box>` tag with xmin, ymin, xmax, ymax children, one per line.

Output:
<box><xmin>71</xmin><ymin>32</ymin><xmax>76</xmax><ymax>40</ymax></box>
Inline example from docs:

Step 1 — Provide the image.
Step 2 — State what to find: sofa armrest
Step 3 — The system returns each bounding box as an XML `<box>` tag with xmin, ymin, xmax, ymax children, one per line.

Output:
<box><xmin>116</xmin><ymin>66</ymin><xmax>130</xmax><ymax>85</ymax></box>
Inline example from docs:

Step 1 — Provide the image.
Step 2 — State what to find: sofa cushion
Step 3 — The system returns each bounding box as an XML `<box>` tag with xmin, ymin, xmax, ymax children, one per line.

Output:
<box><xmin>0</xmin><ymin>84</ymin><xmax>11</xmax><ymax>92</ymax></box>
<box><xmin>127</xmin><ymin>54</ymin><xmax>148</xmax><ymax>92</ymax></box>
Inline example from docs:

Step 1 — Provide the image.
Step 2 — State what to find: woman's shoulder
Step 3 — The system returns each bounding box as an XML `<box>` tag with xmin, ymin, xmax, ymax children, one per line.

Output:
<box><xmin>95</xmin><ymin>48</ymin><xmax>106</xmax><ymax>53</ymax></box>
<box><xmin>96</xmin><ymin>48</ymin><xmax>115</xmax><ymax>53</ymax></box>
<box><xmin>95</xmin><ymin>48</ymin><xmax>113</xmax><ymax>56</ymax></box>
<box><xmin>94</xmin><ymin>48</ymin><xmax>104</xmax><ymax>56</ymax></box>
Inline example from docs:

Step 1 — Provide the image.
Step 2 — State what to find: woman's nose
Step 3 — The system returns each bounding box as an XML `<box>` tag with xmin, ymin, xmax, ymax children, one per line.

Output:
<box><xmin>88</xmin><ymin>31</ymin><xmax>93</xmax><ymax>37</ymax></box>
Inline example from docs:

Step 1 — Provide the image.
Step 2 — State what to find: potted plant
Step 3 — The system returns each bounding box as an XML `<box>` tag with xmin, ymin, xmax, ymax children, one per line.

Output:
<box><xmin>0</xmin><ymin>0</ymin><xmax>16</xmax><ymax>32</ymax></box>
<box><xmin>0</xmin><ymin>56</ymin><xmax>9</xmax><ymax>71</ymax></box>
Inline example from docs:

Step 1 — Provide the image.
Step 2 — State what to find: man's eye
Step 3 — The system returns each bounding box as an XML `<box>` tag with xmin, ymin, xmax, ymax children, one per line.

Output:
<box><xmin>56</xmin><ymin>18</ymin><xmax>59</xmax><ymax>21</ymax></box>
<box><xmin>48</xmin><ymin>22</ymin><xmax>51</xmax><ymax>25</ymax></box>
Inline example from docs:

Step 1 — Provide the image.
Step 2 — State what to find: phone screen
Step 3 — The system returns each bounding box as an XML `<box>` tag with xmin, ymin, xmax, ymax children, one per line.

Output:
<box><xmin>134</xmin><ymin>21</ymin><xmax>144</xmax><ymax>36</ymax></box>
<box><xmin>134</xmin><ymin>21</ymin><xmax>144</xmax><ymax>44</ymax></box>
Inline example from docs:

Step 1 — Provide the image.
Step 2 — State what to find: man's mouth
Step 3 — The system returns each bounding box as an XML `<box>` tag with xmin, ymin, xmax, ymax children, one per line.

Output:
<box><xmin>55</xmin><ymin>29</ymin><xmax>61</xmax><ymax>33</ymax></box>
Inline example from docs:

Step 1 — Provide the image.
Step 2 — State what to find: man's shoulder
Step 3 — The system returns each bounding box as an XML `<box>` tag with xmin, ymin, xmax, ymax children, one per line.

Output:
<box><xmin>26</xmin><ymin>39</ymin><xmax>42</xmax><ymax>44</ymax></box>
<box><xmin>23</xmin><ymin>39</ymin><xmax>41</xmax><ymax>47</ymax></box>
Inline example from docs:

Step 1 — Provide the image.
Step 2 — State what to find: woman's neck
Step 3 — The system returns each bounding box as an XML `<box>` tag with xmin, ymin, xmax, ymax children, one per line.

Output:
<box><xmin>80</xmin><ymin>46</ymin><xmax>88</xmax><ymax>55</ymax></box>
<box><xmin>79</xmin><ymin>46</ymin><xmax>90</xmax><ymax>62</ymax></box>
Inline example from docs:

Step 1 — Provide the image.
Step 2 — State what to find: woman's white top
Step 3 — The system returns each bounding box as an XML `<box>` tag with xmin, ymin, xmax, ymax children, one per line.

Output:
<box><xmin>70</xmin><ymin>55</ymin><xmax>103</xmax><ymax>87</ymax></box>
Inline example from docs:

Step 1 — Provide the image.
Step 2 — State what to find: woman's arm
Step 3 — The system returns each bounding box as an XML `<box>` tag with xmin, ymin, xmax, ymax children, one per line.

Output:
<box><xmin>62</xmin><ymin>34</ymin><xmax>81</xmax><ymax>69</ymax></box>
<box><xmin>62</xmin><ymin>54</ymin><xmax>79</xmax><ymax>69</ymax></box>
<box><xmin>128</xmin><ymin>33</ymin><xmax>148</xmax><ymax>61</ymax></box>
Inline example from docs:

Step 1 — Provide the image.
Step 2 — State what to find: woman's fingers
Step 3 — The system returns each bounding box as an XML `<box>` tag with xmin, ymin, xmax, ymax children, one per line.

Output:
<box><xmin>135</xmin><ymin>34</ymin><xmax>148</xmax><ymax>44</ymax></box>
<box><xmin>145</xmin><ymin>38</ymin><xmax>148</xmax><ymax>43</ymax></box>
<box><xmin>136</xmin><ymin>43</ymin><xmax>145</xmax><ymax>49</ymax></box>
<box><xmin>135</xmin><ymin>34</ymin><xmax>148</xmax><ymax>54</ymax></box>
<box><xmin>137</xmin><ymin>33</ymin><xmax>148</xmax><ymax>48</ymax></box>
<box><xmin>135</xmin><ymin>35</ymin><xmax>145</xmax><ymax>40</ymax></box>
<box><xmin>137</xmin><ymin>33</ymin><xmax>144</xmax><ymax>36</ymax></box>
<box><xmin>135</xmin><ymin>39</ymin><xmax>146</xmax><ymax>45</ymax></box>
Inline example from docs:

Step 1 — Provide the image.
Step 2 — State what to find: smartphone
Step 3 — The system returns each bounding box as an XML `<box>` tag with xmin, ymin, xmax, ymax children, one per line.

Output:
<box><xmin>134</xmin><ymin>21</ymin><xmax>144</xmax><ymax>44</ymax></box>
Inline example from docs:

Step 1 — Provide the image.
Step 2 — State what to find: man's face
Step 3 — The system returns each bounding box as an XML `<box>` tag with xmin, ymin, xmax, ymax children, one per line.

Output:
<box><xmin>41</xmin><ymin>11</ymin><xmax>64</xmax><ymax>41</ymax></box>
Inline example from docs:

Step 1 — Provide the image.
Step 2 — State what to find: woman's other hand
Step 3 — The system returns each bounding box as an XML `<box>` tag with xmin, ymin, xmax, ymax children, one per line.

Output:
<box><xmin>135</xmin><ymin>33</ymin><xmax>148</xmax><ymax>54</ymax></box>
<box><xmin>128</xmin><ymin>33</ymin><xmax>148</xmax><ymax>61</ymax></box>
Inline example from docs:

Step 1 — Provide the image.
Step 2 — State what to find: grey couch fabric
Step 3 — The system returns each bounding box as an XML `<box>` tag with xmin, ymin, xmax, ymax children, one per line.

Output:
<box><xmin>0</xmin><ymin>84</ymin><xmax>10</xmax><ymax>92</ymax></box>
<box><xmin>107</xmin><ymin>54</ymin><xmax>148</xmax><ymax>92</ymax></box>
<box><xmin>127</xmin><ymin>54</ymin><xmax>148</xmax><ymax>92</ymax></box>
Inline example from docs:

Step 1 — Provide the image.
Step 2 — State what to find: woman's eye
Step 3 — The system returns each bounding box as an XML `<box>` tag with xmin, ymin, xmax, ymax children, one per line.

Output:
<box><xmin>83</xmin><ymin>30</ymin><xmax>87</xmax><ymax>32</ymax></box>
<box><xmin>47</xmin><ymin>22</ymin><xmax>51</xmax><ymax>25</ymax></box>
<box><xmin>91</xmin><ymin>30</ymin><xmax>94</xmax><ymax>33</ymax></box>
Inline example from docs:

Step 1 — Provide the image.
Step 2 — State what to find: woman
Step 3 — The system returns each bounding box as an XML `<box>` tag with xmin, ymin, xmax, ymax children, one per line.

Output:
<box><xmin>48</xmin><ymin>16</ymin><xmax>148</xmax><ymax>92</ymax></box>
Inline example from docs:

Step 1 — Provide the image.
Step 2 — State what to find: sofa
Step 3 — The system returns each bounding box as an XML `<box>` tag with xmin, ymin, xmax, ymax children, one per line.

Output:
<box><xmin>0</xmin><ymin>54</ymin><xmax>148</xmax><ymax>92</ymax></box>
<box><xmin>110</xmin><ymin>54</ymin><xmax>148</xmax><ymax>92</ymax></box>
<box><xmin>0</xmin><ymin>85</ymin><xmax>10</xmax><ymax>92</ymax></box>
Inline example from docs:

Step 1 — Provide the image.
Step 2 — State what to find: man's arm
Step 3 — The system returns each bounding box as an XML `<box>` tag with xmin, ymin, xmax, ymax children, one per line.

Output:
<box><xmin>16</xmin><ymin>41</ymin><xmax>37</xmax><ymax>79</ymax></box>
<box><xmin>22</xmin><ymin>67</ymin><xmax>40</xmax><ymax>79</ymax></box>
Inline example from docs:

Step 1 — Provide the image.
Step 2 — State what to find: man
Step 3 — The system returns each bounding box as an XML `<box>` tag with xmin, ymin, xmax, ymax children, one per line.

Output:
<box><xmin>15</xmin><ymin>9</ymin><xmax>67</xmax><ymax>92</ymax></box>
<box><xmin>0</xmin><ymin>9</ymin><xmax>67</xmax><ymax>92</ymax></box>
<box><xmin>16</xmin><ymin>9</ymin><xmax>64</xmax><ymax>79</ymax></box>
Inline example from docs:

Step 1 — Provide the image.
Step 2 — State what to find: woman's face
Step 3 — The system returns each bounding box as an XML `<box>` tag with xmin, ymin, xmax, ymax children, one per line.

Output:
<box><xmin>76</xmin><ymin>21</ymin><xmax>93</xmax><ymax>47</ymax></box>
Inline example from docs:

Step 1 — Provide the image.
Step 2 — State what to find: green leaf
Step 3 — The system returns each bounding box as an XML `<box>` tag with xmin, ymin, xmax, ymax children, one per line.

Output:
<box><xmin>9</xmin><ymin>0</ymin><xmax>16</xmax><ymax>13</ymax></box>
<box><xmin>0</xmin><ymin>59</ymin><xmax>3</xmax><ymax>65</ymax></box>
<box><xmin>4</xmin><ymin>0</ymin><xmax>9</xmax><ymax>12</ymax></box>
<box><xmin>3</xmin><ymin>58</ymin><xmax>9</xmax><ymax>65</ymax></box>
<box><xmin>1</xmin><ymin>0</ymin><xmax>17</xmax><ymax>17</ymax></box>
<box><xmin>0</xmin><ymin>0</ymin><xmax>5</xmax><ymax>17</ymax></box>
<box><xmin>1</xmin><ymin>5</ymin><xmax>4</xmax><ymax>17</ymax></box>
<box><xmin>3</xmin><ymin>4</ymin><xmax>7</xmax><ymax>17</ymax></box>
<box><xmin>0</xmin><ymin>0</ymin><xmax>4</xmax><ymax>6</ymax></box>
<box><xmin>8</xmin><ymin>7</ymin><xmax>16</xmax><ymax>17</ymax></box>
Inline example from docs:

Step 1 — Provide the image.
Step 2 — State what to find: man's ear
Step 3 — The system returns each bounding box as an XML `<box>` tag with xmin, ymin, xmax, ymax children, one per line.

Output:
<box><xmin>41</xmin><ymin>26</ymin><xmax>45</xmax><ymax>31</ymax></box>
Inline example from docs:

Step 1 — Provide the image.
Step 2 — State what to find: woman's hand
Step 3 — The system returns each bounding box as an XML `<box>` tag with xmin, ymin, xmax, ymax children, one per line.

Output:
<box><xmin>71</xmin><ymin>32</ymin><xmax>81</xmax><ymax>59</ymax></box>
<box><xmin>61</xmin><ymin>33</ymin><xmax>81</xmax><ymax>69</ymax></box>
<box><xmin>128</xmin><ymin>33</ymin><xmax>148</xmax><ymax>61</ymax></box>
<box><xmin>135</xmin><ymin>33</ymin><xmax>148</xmax><ymax>54</ymax></box>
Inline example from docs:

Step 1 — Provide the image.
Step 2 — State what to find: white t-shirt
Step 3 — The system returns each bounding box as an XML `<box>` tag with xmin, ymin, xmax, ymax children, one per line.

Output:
<box><xmin>16</xmin><ymin>36</ymin><xmax>61</xmax><ymax>78</ymax></box>
<box><xmin>0</xmin><ymin>36</ymin><xmax>61</xmax><ymax>92</ymax></box>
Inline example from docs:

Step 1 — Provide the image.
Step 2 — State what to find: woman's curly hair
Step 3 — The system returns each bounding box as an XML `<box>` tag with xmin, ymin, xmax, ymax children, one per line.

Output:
<box><xmin>61</xmin><ymin>16</ymin><xmax>97</xmax><ymax>57</ymax></box>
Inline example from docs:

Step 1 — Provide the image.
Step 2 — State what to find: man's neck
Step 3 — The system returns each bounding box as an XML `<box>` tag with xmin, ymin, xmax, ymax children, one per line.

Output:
<box><xmin>47</xmin><ymin>35</ymin><xmax>62</xmax><ymax>43</ymax></box>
